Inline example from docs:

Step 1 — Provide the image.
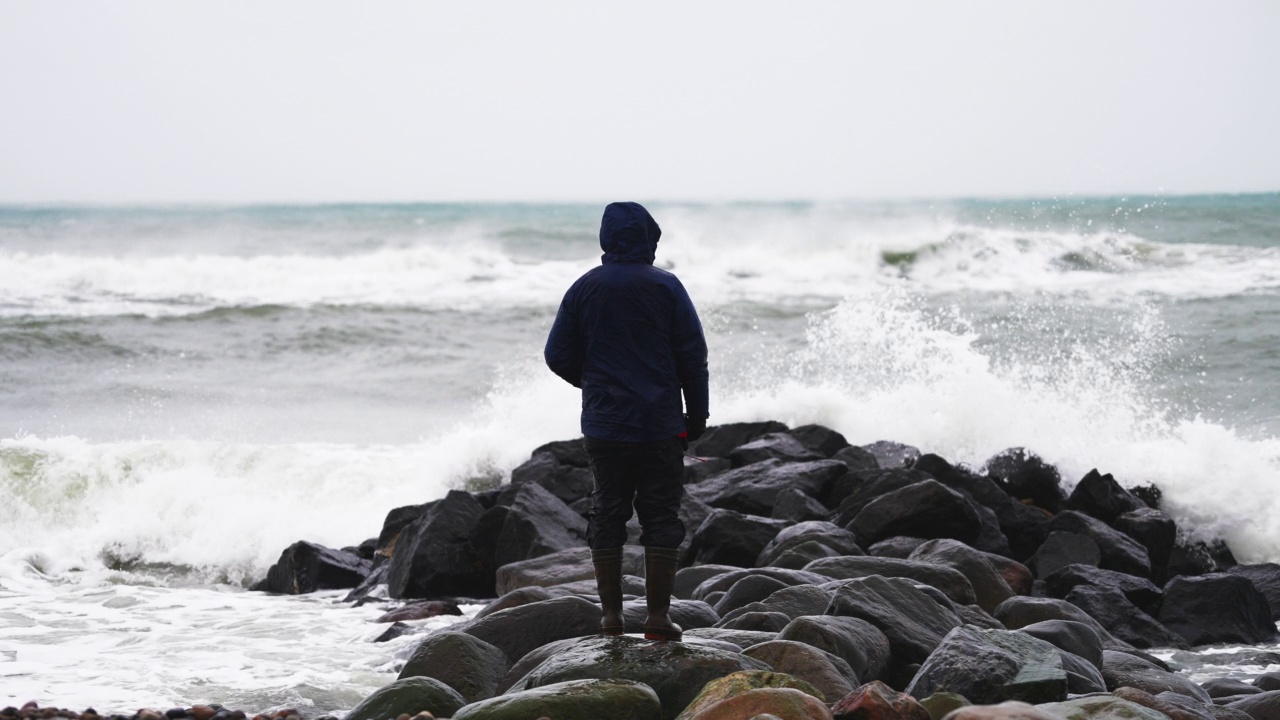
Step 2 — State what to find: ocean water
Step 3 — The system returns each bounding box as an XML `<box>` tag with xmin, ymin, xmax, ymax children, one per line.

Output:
<box><xmin>2</xmin><ymin>196</ymin><xmax>1279</xmax><ymax>711</ymax></box>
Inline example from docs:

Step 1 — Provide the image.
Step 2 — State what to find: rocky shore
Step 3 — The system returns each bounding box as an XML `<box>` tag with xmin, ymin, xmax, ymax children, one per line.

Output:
<box><xmin>25</xmin><ymin>421</ymin><xmax>1280</xmax><ymax>720</ymax></box>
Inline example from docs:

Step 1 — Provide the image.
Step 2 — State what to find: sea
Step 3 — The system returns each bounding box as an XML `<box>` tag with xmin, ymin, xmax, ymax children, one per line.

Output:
<box><xmin>2</xmin><ymin>196</ymin><xmax>1279</xmax><ymax>712</ymax></box>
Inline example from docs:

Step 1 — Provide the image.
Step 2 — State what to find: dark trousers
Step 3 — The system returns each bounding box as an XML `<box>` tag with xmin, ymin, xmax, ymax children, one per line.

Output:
<box><xmin>583</xmin><ymin>435</ymin><xmax>686</xmax><ymax>550</ymax></box>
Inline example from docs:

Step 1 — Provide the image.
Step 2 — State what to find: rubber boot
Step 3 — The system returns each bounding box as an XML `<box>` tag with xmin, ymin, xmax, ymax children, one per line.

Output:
<box><xmin>643</xmin><ymin>546</ymin><xmax>683</xmax><ymax>641</ymax></box>
<box><xmin>591</xmin><ymin>547</ymin><xmax>625</xmax><ymax>636</ymax></box>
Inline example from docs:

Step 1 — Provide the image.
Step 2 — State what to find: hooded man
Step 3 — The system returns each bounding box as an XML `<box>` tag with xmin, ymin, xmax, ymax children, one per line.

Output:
<box><xmin>544</xmin><ymin>201</ymin><xmax>709</xmax><ymax>641</ymax></box>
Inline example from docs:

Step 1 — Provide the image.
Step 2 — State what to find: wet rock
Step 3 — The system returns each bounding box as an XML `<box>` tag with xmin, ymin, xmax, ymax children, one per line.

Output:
<box><xmin>1202</xmin><ymin>679</ymin><xmax>1263</xmax><ymax>699</ymax></box>
<box><xmin>620</xmin><ymin>599</ymin><xmax>719</xmax><ymax>634</ymax></box>
<box><xmin>831</xmin><ymin>468</ymin><xmax>933</xmax><ymax>526</ymax></box>
<box><xmin>982</xmin><ymin>448</ymin><xmax>1065</xmax><ymax>513</ymax></box>
<box><xmin>690</xmin><ymin>422</ymin><xmax>790</xmax><ymax>459</ymax></box>
<box><xmin>1167</xmin><ymin>538</ymin><xmax>1237</xmax><ymax>578</ymax></box>
<box><xmin>259</xmin><ymin>541</ymin><xmax>372</xmax><ymax>595</ymax></box>
<box><xmin>493</xmin><ymin>545</ymin><xmax>644</xmax><ymax>596</ymax></box>
<box><xmin>509</xmin><ymin>451</ymin><xmax>593</xmax><ymax>505</ymax></box>
<box><xmin>788</xmin><ymin>424</ymin><xmax>853</xmax><ymax>458</ymax></box>
<box><xmin>743</xmin><ymin>640</ymin><xmax>860</xmax><ymax>703</ymax></box>
<box><xmin>386</xmin><ymin>490</ymin><xmax>489</xmax><ymax>599</ymax></box>
<box><xmin>1255</xmin><ymin>671</ymin><xmax>1280</xmax><ymax>691</ymax></box>
<box><xmin>742</xmin><ymin>584</ymin><xmax>833</xmax><ymax>622</ymax></box>
<box><xmin>451</xmin><ymin>678</ymin><xmax>662</xmax><ymax>720</ymax></box>
<box><xmin>983</xmin><ymin>554</ymin><xmax>1034</xmax><ymax>597</ymax></box>
<box><xmin>869</xmin><ymin>537</ymin><xmax>929</xmax><ymax>558</ymax></box>
<box><xmin>1114</xmin><ymin>509</ymin><xmax>1178</xmax><ymax>584</ymax></box>
<box><xmin>692</xmin><ymin>567</ymin><xmax>829</xmax><ymax>602</ymax></box>
<box><xmin>1101</xmin><ymin>649</ymin><xmax>1211</xmax><ymax>702</ymax></box>
<box><xmin>805</xmin><ymin>556</ymin><xmax>978</xmax><ymax>606</ymax></box>
<box><xmin>717</xmin><ymin>611</ymin><xmax>794</xmax><ymax>632</ymax></box>
<box><xmin>1064</xmin><ymin>585</ymin><xmax>1186</xmax><ymax>649</ymax></box>
<box><xmin>690</xmin><ymin>459</ymin><xmax>848</xmax><ymax>516</ymax></box>
<box><xmin>909</xmin><ymin>539</ymin><xmax>1014</xmax><ymax>613</ymax></box>
<box><xmin>462</xmin><ymin>595</ymin><xmax>600</xmax><ymax>664</ymax></box>
<box><xmin>905</xmin><ymin>626</ymin><xmax>1067</xmax><ymax>705</ymax></box>
<box><xmin>397</xmin><ymin>632</ymin><xmax>508</xmax><ymax>703</ymax></box>
<box><xmin>1067</xmin><ymin>469</ymin><xmax>1147</xmax><ymax>523</ymax></box>
<box><xmin>1032</xmin><ymin>532</ymin><xmax>1101</xmax><ymax>579</ymax></box>
<box><xmin>342</xmin><ymin>676</ymin><xmax>466</xmax><ymax>720</ymax></box>
<box><xmin>675</xmin><ymin>565</ymin><xmax>741</xmax><ymax>600</ymax></box>
<box><xmin>529</xmin><ymin>438</ymin><xmax>591</xmax><ymax>467</ymax></box>
<box><xmin>954</xmin><ymin>604</ymin><xmax>1006</xmax><ymax>630</ymax></box>
<box><xmin>1227</xmin><ymin>690</ymin><xmax>1280</xmax><ymax>720</ymax></box>
<box><xmin>758</xmin><ymin>522</ymin><xmax>863</xmax><ymax>565</ymax></box>
<box><xmin>713</xmin><ymin>575</ymin><xmax>793</xmax><ymax>616</ymax></box>
<box><xmin>1113</xmin><ymin>688</ymin><xmax>1215</xmax><ymax>720</ymax></box>
<box><xmin>826</xmin><ymin>575</ymin><xmax>962</xmax><ymax>673</ymax></box>
<box><xmin>1048</xmin><ymin>511</ymin><xmax>1151</xmax><ymax>579</ymax></box>
<box><xmin>729</xmin><ymin>433</ymin><xmax>827</xmax><ymax>468</ymax></box>
<box><xmin>684</xmin><ymin>456</ymin><xmax>733</xmax><ymax>484</ymax></box>
<box><xmin>472</xmin><ymin>586</ymin><xmax>553</xmax><ymax>620</ymax></box>
<box><xmin>1160</xmin><ymin>573</ymin><xmax>1277</xmax><ymax>646</ymax></box>
<box><xmin>777</xmin><ymin>615</ymin><xmax>892</xmax><ymax>682</ymax></box>
<box><xmin>490</xmin><ymin>482</ymin><xmax>587</xmax><ymax>568</ymax></box>
<box><xmin>675</xmin><ymin>670</ymin><xmax>826</xmax><ymax>720</ymax></box>
<box><xmin>992</xmin><ymin>597</ymin><xmax>1117</xmax><ymax>648</ymax></box>
<box><xmin>1043</xmin><ymin>564</ymin><xmax>1163</xmax><ymax>616</ymax></box>
<box><xmin>850</xmin><ymin>480</ymin><xmax>983</xmax><ymax>547</ymax></box>
<box><xmin>767</xmin><ymin>540</ymin><xmax>843</xmax><ymax>569</ymax></box>
<box><xmin>833</xmin><ymin>445</ymin><xmax>880</xmax><ymax>473</ymax></box>
<box><xmin>684</xmin><ymin>627</ymin><xmax>779</xmax><ymax>650</ymax></box>
<box><xmin>690</xmin><ymin>509</ymin><xmax>789</xmax><ymax>567</ymax></box>
<box><xmin>506</xmin><ymin>635</ymin><xmax>769</xmax><ymax>720</ymax></box>
<box><xmin>1017</xmin><ymin>620</ymin><xmax>1104</xmax><ymax>671</ymax></box>
<box><xmin>1057</xmin><ymin>650</ymin><xmax>1107</xmax><ymax>694</ymax></box>
<box><xmin>377</xmin><ymin>502</ymin><xmax>435</xmax><ymax>555</ymax></box>
<box><xmin>374</xmin><ymin>622</ymin><xmax>413</xmax><ymax>643</ymax></box>
<box><xmin>1225</xmin><ymin>563</ymin><xmax>1280</xmax><ymax>621</ymax></box>
<box><xmin>1036</xmin><ymin>695</ymin><xmax>1170</xmax><ymax>720</ymax></box>
<box><xmin>862</xmin><ymin>441</ymin><xmax>920</xmax><ymax>469</ymax></box>
<box><xmin>771</xmin><ymin>488</ymin><xmax>833</xmax><ymax>523</ymax></box>
<box><xmin>832</xmin><ymin>680</ymin><xmax>931</xmax><ymax>720</ymax></box>
<box><xmin>376</xmin><ymin>601</ymin><xmax>463</xmax><ymax>623</ymax></box>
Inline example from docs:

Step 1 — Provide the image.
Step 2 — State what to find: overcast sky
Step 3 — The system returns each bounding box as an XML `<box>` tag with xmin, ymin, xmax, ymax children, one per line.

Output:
<box><xmin>1</xmin><ymin>1</ymin><xmax>1277</xmax><ymax>203</ymax></box>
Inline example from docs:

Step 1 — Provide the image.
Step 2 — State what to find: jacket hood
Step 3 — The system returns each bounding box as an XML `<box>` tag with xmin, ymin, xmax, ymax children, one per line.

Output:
<box><xmin>599</xmin><ymin>202</ymin><xmax>660</xmax><ymax>264</ymax></box>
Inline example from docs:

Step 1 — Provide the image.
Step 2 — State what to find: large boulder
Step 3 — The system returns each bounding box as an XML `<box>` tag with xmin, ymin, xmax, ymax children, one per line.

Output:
<box><xmin>1227</xmin><ymin>690</ymin><xmax>1280</xmax><ymax>720</ymax></box>
<box><xmin>1062</xmin><ymin>585</ymin><xmax>1188</xmax><ymax>650</ymax></box>
<box><xmin>690</xmin><ymin>421</ymin><xmax>790</xmax><ymax>459</ymax></box>
<box><xmin>768</xmin><ymin>539</ymin><xmax>845</xmax><ymax>569</ymax></box>
<box><xmin>862</xmin><ymin>441</ymin><xmax>920</xmax><ymax>469</ymax></box>
<box><xmin>789</xmin><ymin>424</ymin><xmax>853</xmax><ymax>457</ymax></box>
<box><xmin>343</xmin><ymin>676</ymin><xmax>466</xmax><ymax>720</ymax></box>
<box><xmin>473</xmin><ymin>586</ymin><xmax>553</xmax><ymax>620</ymax></box>
<box><xmin>713</xmin><ymin>574</ymin><xmax>791</xmax><ymax>616</ymax></box>
<box><xmin>675</xmin><ymin>564</ymin><xmax>741</xmax><ymax>599</ymax></box>
<box><xmin>462</xmin><ymin>595</ymin><xmax>600</xmax><ymax>663</ymax></box>
<box><xmin>778</xmin><ymin>615</ymin><xmax>892</xmax><ymax>682</ymax></box>
<box><xmin>451</xmin><ymin>678</ymin><xmax>663</xmax><ymax>720</ymax></box>
<box><xmin>1043</xmin><ymin>564</ymin><xmax>1163</xmax><ymax>616</ymax></box>
<box><xmin>397</xmin><ymin>632</ymin><xmax>509</xmax><ymax>703</ymax></box>
<box><xmin>909</xmin><ymin>539</ymin><xmax>1014</xmax><ymax>613</ymax></box>
<box><xmin>716</xmin><ymin>610</ymin><xmax>792</xmax><ymax>632</ymax></box>
<box><xmin>675</xmin><ymin>671</ymin><xmax>824</xmax><ymax>717</ymax></box>
<box><xmin>832</xmin><ymin>468</ymin><xmax>935</xmax><ymax>526</ymax></box>
<box><xmin>849</xmin><ymin>480</ymin><xmax>983</xmax><ymax>547</ymax></box>
<box><xmin>689</xmin><ymin>459</ymin><xmax>848</xmax><ymax>515</ymax></box>
<box><xmin>1031</xmin><ymin>532</ymin><xmax>1101</xmax><ymax>579</ymax></box>
<box><xmin>1066</xmin><ymin>469</ymin><xmax>1147</xmax><ymax>523</ymax></box>
<box><xmin>832</xmin><ymin>680</ymin><xmax>931</xmax><ymax>720</ymax></box>
<box><xmin>1159</xmin><ymin>573</ymin><xmax>1277</xmax><ymax>646</ymax></box>
<box><xmin>992</xmin><ymin>597</ymin><xmax>1117</xmax><ymax>647</ymax></box>
<box><xmin>684</xmin><ymin>627</ymin><xmax>779</xmax><ymax>650</ymax></box>
<box><xmin>1048</xmin><ymin>511</ymin><xmax>1151</xmax><ymax>579</ymax></box>
<box><xmin>1113</xmin><ymin>687</ymin><xmax>1215</xmax><ymax>720</ymax></box>
<box><xmin>805</xmin><ymin>556</ymin><xmax>978</xmax><ymax>606</ymax></box>
<box><xmin>826</xmin><ymin>575</ymin><xmax>962</xmax><ymax>672</ymax></box>
<box><xmin>259</xmin><ymin>541</ymin><xmax>371</xmax><ymax>595</ymax></box>
<box><xmin>939</xmin><ymin>702</ymin><xmax>1060</xmax><ymax>720</ymax></box>
<box><xmin>1017</xmin><ymin>620</ymin><xmax>1104</xmax><ymax>671</ymax></box>
<box><xmin>691</xmin><ymin>567</ymin><xmax>830</xmax><ymax>601</ymax></box>
<box><xmin>621</xmin><ymin>599</ymin><xmax>719</xmax><ymax>634</ymax></box>
<box><xmin>1114</xmin><ymin>509</ymin><xmax>1177</xmax><ymax>584</ymax></box>
<box><xmin>905</xmin><ymin>626</ymin><xmax>1067</xmax><ymax>704</ymax></box>
<box><xmin>724</xmin><ymin>584</ymin><xmax>833</xmax><ymax>623</ymax></box>
<box><xmin>729</xmin><ymin>432</ymin><xmax>827</xmax><ymax>467</ymax></box>
<box><xmin>387</xmin><ymin>490</ymin><xmax>489</xmax><ymax>599</ymax></box>
<box><xmin>1036</xmin><ymin>695</ymin><xmax>1171</xmax><ymax>720</ymax></box>
<box><xmin>757</xmin><ymin>521</ymin><xmax>864</xmax><ymax>566</ymax></box>
<box><xmin>772</xmin><ymin>488</ymin><xmax>835</xmax><ymax>523</ymax></box>
<box><xmin>491</xmin><ymin>482</ymin><xmax>588</xmax><ymax>567</ymax></box>
<box><xmin>1101</xmin><ymin>649</ymin><xmax>1212</xmax><ymax>702</ymax></box>
<box><xmin>506</xmin><ymin>635</ymin><xmax>770</xmax><ymax>720</ymax></box>
<box><xmin>494</xmin><ymin>545</ymin><xmax>645</xmax><ymax>596</ymax></box>
<box><xmin>743</xmin><ymin>639</ymin><xmax>860</xmax><ymax>702</ymax></box>
<box><xmin>690</xmin><ymin>509</ymin><xmax>789</xmax><ymax>567</ymax></box>
<box><xmin>982</xmin><ymin>448</ymin><xmax>1066</xmax><ymax>514</ymax></box>
<box><xmin>509</xmin><ymin>451</ymin><xmax>593</xmax><ymax>505</ymax></box>
<box><xmin>1226</xmin><ymin>563</ymin><xmax>1280</xmax><ymax>621</ymax></box>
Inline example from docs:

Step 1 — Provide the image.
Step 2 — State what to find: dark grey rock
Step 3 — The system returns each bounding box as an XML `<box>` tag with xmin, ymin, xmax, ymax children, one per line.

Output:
<box><xmin>787</xmin><ymin>424</ymin><xmax>852</xmax><ymax>457</ymax></box>
<box><xmin>831</xmin><ymin>468</ymin><xmax>933</xmax><ymax>526</ymax></box>
<box><xmin>757</xmin><ymin>520</ymin><xmax>862</xmax><ymax>566</ymax></box>
<box><xmin>869</xmin><ymin>537</ymin><xmax>929</xmax><ymax>558</ymax></box>
<box><xmin>1049</xmin><ymin>510</ymin><xmax>1151</xmax><ymax>578</ymax></box>
<box><xmin>905</xmin><ymin>625</ymin><xmax>1068</xmax><ymax>704</ymax></box>
<box><xmin>492</xmin><ymin>482</ymin><xmax>587</xmax><ymax>568</ymax></box>
<box><xmin>770</xmin><ymin>487</ymin><xmax>831</xmax><ymax>523</ymax></box>
<box><xmin>1067</xmin><ymin>469</ymin><xmax>1147</xmax><ymax>523</ymax></box>
<box><xmin>689</xmin><ymin>421</ymin><xmax>789</xmax><ymax>459</ymax></box>
<box><xmin>473</xmin><ymin>586</ymin><xmax>554</xmax><ymax>621</ymax></box>
<box><xmin>397</xmin><ymin>632</ymin><xmax>509</xmax><ymax>703</ymax></box>
<box><xmin>850</xmin><ymin>480</ymin><xmax>984</xmax><ymax>547</ymax></box>
<box><xmin>463</xmin><ymin>595</ymin><xmax>600</xmax><ymax>664</ymax></box>
<box><xmin>777</xmin><ymin>614</ymin><xmax>892</xmax><ymax>682</ymax></box>
<box><xmin>1160</xmin><ymin>573</ymin><xmax>1277</xmax><ymax>646</ymax></box>
<box><xmin>862</xmin><ymin>440</ymin><xmax>920</xmax><ymax>469</ymax></box>
<box><xmin>992</xmin><ymin>596</ymin><xmax>1119</xmax><ymax>648</ymax></box>
<box><xmin>260</xmin><ymin>540</ymin><xmax>372</xmax><ymax>595</ymax></box>
<box><xmin>342</xmin><ymin>676</ymin><xmax>466</xmax><ymax>720</ymax></box>
<box><xmin>729</xmin><ymin>432</ymin><xmax>826</xmax><ymax>468</ymax></box>
<box><xmin>1226</xmin><ymin>563</ymin><xmax>1280</xmax><ymax>621</ymax></box>
<box><xmin>689</xmin><ymin>458</ymin><xmax>848</xmax><ymax>516</ymax></box>
<box><xmin>1255</xmin><ymin>671</ymin><xmax>1280</xmax><ymax>691</ymax></box>
<box><xmin>714</xmin><ymin>610</ymin><xmax>793</xmax><ymax>632</ymax></box>
<box><xmin>620</xmin><ymin>599</ymin><xmax>719</xmax><ymax>634</ymax></box>
<box><xmin>1043</xmin><ymin>564</ymin><xmax>1163</xmax><ymax>616</ymax></box>
<box><xmin>1168</xmin><ymin>538</ymin><xmax>1238</xmax><ymax>578</ymax></box>
<box><xmin>1115</xmin><ymin>508</ymin><xmax>1178</xmax><ymax>584</ymax></box>
<box><xmin>1018</xmin><ymin>619</ymin><xmax>1104</xmax><ymax>670</ymax></box>
<box><xmin>833</xmin><ymin>445</ymin><xmax>880</xmax><ymax>472</ymax></box>
<box><xmin>386</xmin><ymin>490</ymin><xmax>488</xmax><ymax>599</ymax></box>
<box><xmin>1101</xmin><ymin>649</ymin><xmax>1212</xmax><ymax>702</ymax></box>
<box><xmin>982</xmin><ymin>448</ymin><xmax>1066</xmax><ymax>514</ymax></box>
<box><xmin>453</xmin><ymin>677</ymin><xmax>663</xmax><ymax>720</ymax></box>
<box><xmin>682</xmin><ymin>627</ymin><xmax>778</xmax><ymax>649</ymax></box>
<box><xmin>1059</xmin><ymin>650</ymin><xmax>1107</xmax><ymax>694</ymax></box>
<box><xmin>766</xmin><ymin>540</ymin><xmax>842</xmax><ymax>569</ymax></box>
<box><xmin>908</xmin><ymin>538</ymin><xmax>1013</xmax><ymax>613</ymax></box>
<box><xmin>690</xmin><ymin>567</ymin><xmax>829</xmax><ymax>601</ymax></box>
<box><xmin>713</xmin><ymin>574</ymin><xmax>791</xmax><ymax>616</ymax></box>
<box><xmin>683</xmin><ymin>455</ymin><xmax>732</xmax><ymax>484</ymax></box>
<box><xmin>1032</xmin><ymin>532</ymin><xmax>1102</xmax><ymax>579</ymax></box>
<box><xmin>954</xmin><ymin>604</ymin><xmax>1005</xmax><ymax>630</ymax></box>
<box><xmin>529</xmin><ymin>438</ymin><xmax>590</xmax><ymax>467</ymax></box>
<box><xmin>805</xmin><ymin>555</ymin><xmax>978</xmax><ymax>606</ymax></box>
<box><xmin>494</xmin><ymin>545</ymin><xmax>645</xmax><ymax>596</ymax></box>
<box><xmin>1202</xmin><ymin>678</ymin><xmax>1263</xmax><ymax>699</ymax></box>
<box><xmin>689</xmin><ymin>509</ymin><xmax>788</xmax><ymax>567</ymax></box>
<box><xmin>509</xmin><ymin>452</ymin><xmax>594</xmax><ymax>505</ymax></box>
<box><xmin>825</xmin><ymin>574</ymin><xmax>962</xmax><ymax>672</ymax></box>
<box><xmin>674</xmin><ymin>564</ymin><xmax>739</xmax><ymax>600</ymax></box>
<box><xmin>1063</xmin><ymin>585</ymin><xmax>1188</xmax><ymax>650</ymax></box>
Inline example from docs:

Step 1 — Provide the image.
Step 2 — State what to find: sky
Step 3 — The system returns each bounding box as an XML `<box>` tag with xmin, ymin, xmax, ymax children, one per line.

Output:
<box><xmin>1</xmin><ymin>1</ymin><xmax>1278</xmax><ymax>203</ymax></box>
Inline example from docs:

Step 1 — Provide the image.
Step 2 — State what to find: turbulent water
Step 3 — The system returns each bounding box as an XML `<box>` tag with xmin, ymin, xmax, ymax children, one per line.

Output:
<box><xmin>2</xmin><ymin>196</ymin><xmax>1279</xmax><ymax>711</ymax></box>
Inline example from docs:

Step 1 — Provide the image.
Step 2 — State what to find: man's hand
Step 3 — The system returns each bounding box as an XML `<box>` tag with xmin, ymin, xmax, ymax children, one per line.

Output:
<box><xmin>684</xmin><ymin>414</ymin><xmax>707</xmax><ymax>443</ymax></box>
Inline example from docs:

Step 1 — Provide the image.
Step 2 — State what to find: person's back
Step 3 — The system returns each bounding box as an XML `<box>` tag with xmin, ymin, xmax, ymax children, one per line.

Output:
<box><xmin>545</xmin><ymin>201</ymin><xmax>708</xmax><ymax>641</ymax></box>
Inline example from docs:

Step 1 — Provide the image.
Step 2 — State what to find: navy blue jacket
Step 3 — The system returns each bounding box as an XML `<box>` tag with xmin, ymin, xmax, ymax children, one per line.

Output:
<box><xmin>544</xmin><ymin>202</ymin><xmax>709</xmax><ymax>442</ymax></box>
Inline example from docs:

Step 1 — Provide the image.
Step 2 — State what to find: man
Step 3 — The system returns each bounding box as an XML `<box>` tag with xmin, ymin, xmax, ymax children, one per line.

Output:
<box><xmin>544</xmin><ymin>201</ymin><xmax>709</xmax><ymax>641</ymax></box>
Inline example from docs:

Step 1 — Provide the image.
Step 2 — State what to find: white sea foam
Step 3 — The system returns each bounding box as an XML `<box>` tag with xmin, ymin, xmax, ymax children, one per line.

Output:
<box><xmin>2</xmin><ymin>216</ymin><xmax>1278</xmax><ymax>318</ymax></box>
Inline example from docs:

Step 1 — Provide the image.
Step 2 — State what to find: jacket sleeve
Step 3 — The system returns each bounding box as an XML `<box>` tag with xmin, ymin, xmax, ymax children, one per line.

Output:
<box><xmin>544</xmin><ymin>287</ymin><xmax>585</xmax><ymax>388</ymax></box>
<box><xmin>671</xmin><ymin>280</ymin><xmax>709</xmax><ymax>419</ymax></box>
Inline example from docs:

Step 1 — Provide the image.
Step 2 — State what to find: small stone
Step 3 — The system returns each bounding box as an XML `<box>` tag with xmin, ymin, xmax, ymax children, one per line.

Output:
<box><xmin>164</xmin><ymin>711</ymin><xmax>186</xmax><ymax>720</ymax></box>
